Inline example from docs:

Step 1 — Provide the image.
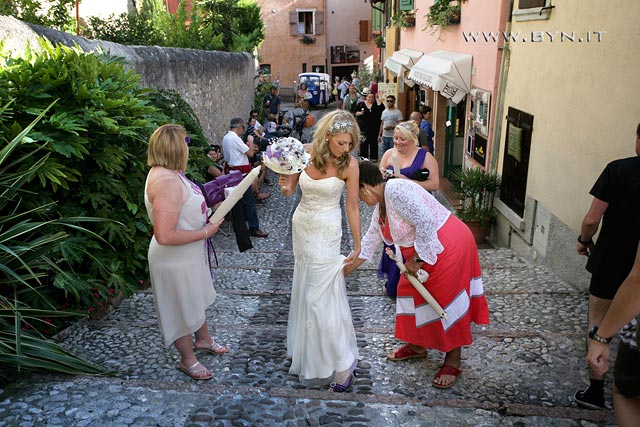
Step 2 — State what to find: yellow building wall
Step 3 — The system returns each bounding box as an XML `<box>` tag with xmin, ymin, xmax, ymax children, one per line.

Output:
<box><xmin>498</xmin><ymin>1</ymin><xmax>640</xmax><ymax>231</ymax></box>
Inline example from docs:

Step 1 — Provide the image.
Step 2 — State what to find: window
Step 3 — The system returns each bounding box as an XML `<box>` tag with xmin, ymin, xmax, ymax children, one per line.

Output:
<box><xmin>399</xmin><ymin>0</ymin><xmax>414</xmax><ymax>11</ymax></box>
<box><xmin>519</xmin><ymin>0</ymin><xmax>546</xmax><ymax>8</ymax></box>
<box><xmin>359</xmin><ymin>20</ymin><xmax>371</xmax><ymax>42</ymax></box>
<box><xmin>500</xmin><ymin>107</ymin><xmax>534</xmax><ymax>217</ymax></box>
<box><xmin>258</xmin><ymin>64</ymin><xmax>271</xmax><ymax>76</ymax></box>
<box><xmin>289</xmin><ymin>10</ymin><xmax>325</xmax><ymax>36</ymax></box>
<box><xmin>513</xmin><ymin>0</ymin><xmax>553</xmax><ymax>21</ymax></box>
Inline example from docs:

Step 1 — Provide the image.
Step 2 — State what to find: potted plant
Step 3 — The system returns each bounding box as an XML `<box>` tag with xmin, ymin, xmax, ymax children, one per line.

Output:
<box><xmin>423</xmin><ymin>0</ymin><xmax>461</xmax><ymax>36</ymax></box>
<box><xmin>390</xmin><ymin>10</ymin><xmax>416</xmax><ymax>28</ymax></box>
<box><xmin>300</xmin><ymin>35</ymin><xmax>316</xmax><ymax>44</ymax></box>
<box><xmin>373</xmin><ymin>34</ymin><xmax>385</xmax><ymax>48</ymax></box>
<box><xmin>450</xmin><ymin>166</ymin><xmax>501</xmax><ymax>244</ymax></box>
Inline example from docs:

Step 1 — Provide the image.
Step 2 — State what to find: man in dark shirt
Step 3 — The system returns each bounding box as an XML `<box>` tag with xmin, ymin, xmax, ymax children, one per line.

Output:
<box><xmin>575</xmin><ymin>122</ymin><xmax>640</xmax><ymax>410</ymax></box>
<box><xmin>262</xmin><ymin>86</ymin><xmax>281</xmax><ymax>123</ymax></box>
<box><xmin>419</xmin><ymin>105</ymin><xmax>435</xmax><ymax>154</ymax></box>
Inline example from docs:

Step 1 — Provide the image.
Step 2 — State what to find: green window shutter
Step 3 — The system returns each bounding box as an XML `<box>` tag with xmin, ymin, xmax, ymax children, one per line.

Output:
<box><xmin>372</xmin><ymin>7</ymin><xmax>383</xmax><ymax>31</ymax></box>
<box><xmin>399</xmin><ymin>0</ymin><xmax>414</xmax><ymax>11</ymax></box>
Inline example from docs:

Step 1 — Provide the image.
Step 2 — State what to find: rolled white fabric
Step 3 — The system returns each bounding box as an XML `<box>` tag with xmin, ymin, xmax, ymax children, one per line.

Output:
<box><xmin>387</xmin><ymin>245</ymin><xmax>447</xmax><ymax>319</ymax></box>
<box><xmin>209</xmin><ymin>166</ymin><xmax>261</xmax><ymax>223</ymax></box>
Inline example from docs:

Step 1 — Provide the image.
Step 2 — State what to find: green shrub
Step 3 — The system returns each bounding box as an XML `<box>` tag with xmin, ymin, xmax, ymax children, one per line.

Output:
<box><xmin>84</xmin><ymin>0</ymin><xmax>265</xmax><ymax>53</ymax></box>
<box><xmin>0</xmin><ymin>39</ymin><xmax>164</xmax><ymax>309</ymax></box>
<box><xmin>147</xmin><ymin>89</ymin><xmax>211</xmax><ymax>182</ymax></box>
<box><xmin>0</xmin><ymin>0</ymin><xmax>77</xmax><ymax>32</ymax></box>
<box><xmin>0</xmin><ymin>102</ymin><xmax>112</xmax><ymax>382</ymax></box>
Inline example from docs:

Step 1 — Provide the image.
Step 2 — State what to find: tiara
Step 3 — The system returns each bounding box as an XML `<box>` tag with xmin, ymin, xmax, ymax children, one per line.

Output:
<box><xmin>398</xmin><ymin>122</ymin><xmax>414</xmax><ymax>130</ymax></box>
<box><xmin>328</xmin><ymin>120</ymin><xmax>353</xmax><ymax>134</ymax></box>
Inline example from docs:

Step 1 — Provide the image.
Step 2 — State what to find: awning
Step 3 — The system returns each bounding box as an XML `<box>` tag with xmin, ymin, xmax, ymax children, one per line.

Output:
<box><xmin>408</xmin><ymin>50</ymin><xmax>472</xmax><ymax>104</ymax></box>
<box><xmin>384</xmin><ymin>48</ymin><xmax>423</xmax><ymax>76</ymax></box>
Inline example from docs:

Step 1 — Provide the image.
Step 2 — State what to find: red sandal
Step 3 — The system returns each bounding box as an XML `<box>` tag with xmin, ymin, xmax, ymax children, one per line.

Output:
<box><xmin>432</xmin><ymin>364</ymin><xmax>462</xmax><ymax>389</ymax></box>
<box><xmin>387</xmin><ymin>344</ymin><xmax>427</xmax><ymax>361</ymax></box>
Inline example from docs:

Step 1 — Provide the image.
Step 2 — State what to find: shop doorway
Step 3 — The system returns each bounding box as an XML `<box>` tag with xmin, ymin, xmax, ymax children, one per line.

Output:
<box><xmin>444</xmin><ymin>99</ymin><xmax>466</xmax><ymax>179</ymax></box>
<box><xmin>331</xmin><ymin>65</ymin><xmax>358</xmax><ymax>82</ymax></box>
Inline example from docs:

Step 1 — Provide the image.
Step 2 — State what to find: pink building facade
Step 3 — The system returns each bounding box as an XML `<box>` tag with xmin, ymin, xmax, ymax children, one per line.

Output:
<box><xmin>385</xmin><ymin>0</ymin><xmax>509</xmax><ymax>176</ymax></box>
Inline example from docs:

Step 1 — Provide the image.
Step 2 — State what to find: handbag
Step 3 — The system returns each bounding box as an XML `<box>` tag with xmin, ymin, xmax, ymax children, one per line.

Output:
<box><xmin>200</xmin><ymin>170</ymin><xmax>243</xmax><ymax>207</ymax></box>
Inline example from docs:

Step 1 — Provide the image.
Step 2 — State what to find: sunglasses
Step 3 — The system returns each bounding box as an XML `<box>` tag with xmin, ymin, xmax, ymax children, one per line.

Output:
<box><xmin>185</xmin><ymin>136</ymin><xmax>191</xmax><ymax>145</ymax></box>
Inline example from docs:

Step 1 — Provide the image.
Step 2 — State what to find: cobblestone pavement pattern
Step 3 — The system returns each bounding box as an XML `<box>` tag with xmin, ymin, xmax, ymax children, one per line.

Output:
<box><xmin>0</xmin><ymin>106</ymin><xmax>618</xmax><ymax>426</ymax></box>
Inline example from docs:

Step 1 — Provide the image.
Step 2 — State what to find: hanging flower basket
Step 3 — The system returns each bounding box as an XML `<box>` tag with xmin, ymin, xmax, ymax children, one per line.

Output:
<box><xmin>423</xmin><ymin>0</ymin><xmax>462</xmax><ymax>35</ymax></box>
<box><xmin>300</xmin><ymin>35</ymin><xmax>316</xmax><ymax>44</ymax></box>
<box><xmin>390</xmin><ymin>11</ymin><xmax>416</xmax><ymax>29</ymax></box>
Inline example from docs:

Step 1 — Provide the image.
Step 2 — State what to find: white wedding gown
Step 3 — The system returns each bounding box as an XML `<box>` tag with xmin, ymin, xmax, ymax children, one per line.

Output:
<box><xmin>287</xmin><ymin>171</ymin><xmax>359</xmax><ymax>386</ymax></box>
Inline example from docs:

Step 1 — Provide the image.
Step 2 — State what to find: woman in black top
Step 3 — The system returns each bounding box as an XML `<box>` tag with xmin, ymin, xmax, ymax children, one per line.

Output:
<box><xmin>354</xmin><ymin>91</ymin><xmax>384</xmax><ymax>161</ymax></box>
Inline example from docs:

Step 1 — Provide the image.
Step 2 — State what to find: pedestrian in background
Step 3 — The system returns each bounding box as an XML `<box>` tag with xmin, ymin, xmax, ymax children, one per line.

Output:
<box><xmin>354</xmin><ymin>91</ymin><xmax>384</xmax><ymax>161</ymax></box>
<box><xmin>222</xmin><ymin>117</ymin><xmax>269</xmax><ymax>238</ymax></box>
<box><xmin>263</xmin><ymin>85</ymin><xmax>281</xmax><ymax>124</ymax></box>
<box><xmin>574</xmin><ymin>122</ymin><xmax>640</xmax><ymax>410</ymax></box>
<box><xmin>419</xmin><ymin>106</ymin><xmax>435</xmax><ymax>155</ymax></box>
<box><xmin>410</xmin><ymin>111</ymin><xmax>431</xmax><ymax>149</ymax></box>
<box><xmin>379</xmin><ymin>95</ymin><xmax>403</xmax><ymax>154</ymax></box>
<box><xmin>144</xmin><ymin>124</ymin><xmax>229</xmax><ymax>381</ymax></box>
<box><xmin>370</xmin><ymin>76</ymin><xmax>379</xmax><ymax>97</ymax></box>
<box><xmin>342</xmin><ymin>84</ymin><xmax>359</xmax><ymax>113</ymax></box>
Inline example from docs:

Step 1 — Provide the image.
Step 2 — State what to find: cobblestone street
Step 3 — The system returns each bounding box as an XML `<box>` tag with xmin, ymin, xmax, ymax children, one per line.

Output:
<box><xmin>0</xmin><ymin>107</ymin><xmax>619</xmax><ymax>427</ymax></box>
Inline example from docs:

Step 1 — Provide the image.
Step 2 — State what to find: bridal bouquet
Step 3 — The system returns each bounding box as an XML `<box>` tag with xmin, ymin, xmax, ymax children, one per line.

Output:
<box><xmin>263</xmin><ymin>137</ymin><xmax>310</xmax><ymax>175</ymax></box>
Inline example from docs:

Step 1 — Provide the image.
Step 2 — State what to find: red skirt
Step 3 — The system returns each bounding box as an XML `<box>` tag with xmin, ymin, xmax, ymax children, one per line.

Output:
<box><xmin>394</xmin><ymin>215</ymin><xmax>489</xmax><ymax>353</ymax></box>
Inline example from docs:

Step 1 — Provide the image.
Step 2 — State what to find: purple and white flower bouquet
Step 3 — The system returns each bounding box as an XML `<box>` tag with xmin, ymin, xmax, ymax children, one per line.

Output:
<box><xmin>263</xmin><ymin>137</ymin><xmax>310</xmax><ymax>175</ymax></box>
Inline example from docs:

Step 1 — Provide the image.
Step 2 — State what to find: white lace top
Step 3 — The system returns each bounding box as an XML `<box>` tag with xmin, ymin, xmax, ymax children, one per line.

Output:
<box><xmin>359</xmin><ymin>179</ymin><xmax>451</xmax><ymax>265</ymax></box>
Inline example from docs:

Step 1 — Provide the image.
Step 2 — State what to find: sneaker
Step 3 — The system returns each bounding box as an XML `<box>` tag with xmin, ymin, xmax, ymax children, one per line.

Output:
<box><xmin>573</xmin><ymin>389</ymin><xmax>611</xmax><ymax>410</ymax></box>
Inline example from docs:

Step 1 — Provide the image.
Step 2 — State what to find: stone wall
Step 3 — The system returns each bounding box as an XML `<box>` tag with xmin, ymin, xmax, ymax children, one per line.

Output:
<box><xmin>0</xmin><ymin>16</ymin><xmax>255</xmax><ymax>145</ymax></box>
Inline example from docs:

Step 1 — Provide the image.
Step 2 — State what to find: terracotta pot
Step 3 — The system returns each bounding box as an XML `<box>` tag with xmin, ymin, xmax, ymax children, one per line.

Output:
<box><xmin>465</xmin><ymin>220</ymin><xmax>490</xmax><ymax>244</ymax></box>
<box><xmin>448</xmin><ymin>10</ymin><xmax>461</xmax><ymax>24</ymax></box>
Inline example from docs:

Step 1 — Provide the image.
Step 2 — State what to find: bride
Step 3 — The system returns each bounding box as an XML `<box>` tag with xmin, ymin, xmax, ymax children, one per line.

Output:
<box><xmin>278</xmin><ymin>110</ymin><xmax>361</xmax><ymax>392</ymax></box>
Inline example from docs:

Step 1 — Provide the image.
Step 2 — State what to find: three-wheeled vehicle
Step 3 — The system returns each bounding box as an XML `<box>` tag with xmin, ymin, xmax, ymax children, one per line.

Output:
<box><xmin>298</xmin><ymin>72</ymin><xmax>331</xmax><ymax>108</ymax></box>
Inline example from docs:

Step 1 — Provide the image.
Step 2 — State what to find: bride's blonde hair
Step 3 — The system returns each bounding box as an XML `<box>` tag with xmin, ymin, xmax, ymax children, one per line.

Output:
<box><xmin>310</xmin><ymin>110</ymin><xmax>360</xmax><ymax>178</ymax></box>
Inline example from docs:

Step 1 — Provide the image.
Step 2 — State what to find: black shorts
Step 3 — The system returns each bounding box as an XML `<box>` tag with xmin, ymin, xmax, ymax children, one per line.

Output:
<box><xmin>614</xmin><ymin>343</ymin><xmax>640</xmax><ymax>398</ymax></box>
<box><xmin>589</xmin><ymin>273</ymin><xmax>624</xmax><ymax>300</ymax></box>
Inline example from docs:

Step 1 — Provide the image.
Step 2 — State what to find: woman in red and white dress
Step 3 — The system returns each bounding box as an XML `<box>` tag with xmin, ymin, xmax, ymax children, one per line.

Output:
<box><xmin>344</xmin><ymin>161</ymin><xmax>489</xmax><ymax>389</ymax></box>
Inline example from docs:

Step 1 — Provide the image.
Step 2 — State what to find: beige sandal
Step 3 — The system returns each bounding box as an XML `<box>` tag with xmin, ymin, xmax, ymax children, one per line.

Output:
<box><xmin>193</xmin><ymin>341</ymin><xmax>230</xmax><ymax>354</ymax></box>
<box><xmin>177</xmin><ymin>361</ymin><xmax>213</xmax><ymax>380</ymax></box>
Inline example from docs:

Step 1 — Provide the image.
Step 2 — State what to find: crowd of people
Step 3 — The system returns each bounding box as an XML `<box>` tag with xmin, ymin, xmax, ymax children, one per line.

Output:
<box><xmin>142</xmin><ymin>83</ymin><xmax>638</xmax><ymax>426</ymax></box>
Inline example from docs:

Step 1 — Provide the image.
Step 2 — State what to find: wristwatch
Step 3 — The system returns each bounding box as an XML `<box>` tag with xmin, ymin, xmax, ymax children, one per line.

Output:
<box><xmin>588</xmin><ymin>326</ymin><xmax>612</xmax><ymax>344</ymax></box>
<box><xmin>577</xmin><ymin>235</ymin><xmax>593</xmax><ymax>245</ymax></box>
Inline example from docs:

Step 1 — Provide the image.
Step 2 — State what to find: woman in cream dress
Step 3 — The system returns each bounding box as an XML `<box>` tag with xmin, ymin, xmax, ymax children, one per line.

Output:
<box><xmin>278</xmin><ymin>110</ymin><xmax>361</xmax><ymax>392</ymax></box>
<box><xmin>145</xmin><ymin>124</ymin><xmax>228</xmax><ymax>380</ymax></box>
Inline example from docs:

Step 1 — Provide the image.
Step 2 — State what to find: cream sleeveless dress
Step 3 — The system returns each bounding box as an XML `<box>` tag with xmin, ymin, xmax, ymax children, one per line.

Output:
<box><xmin>287</xmin><ymin>171</ymin><xmax>359</xmax><ymax>386</ymax></box>
<box><xmin>144</xmin><ymin>172</ymin><xmax>216</xmax><ymax>347</ymax></box>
